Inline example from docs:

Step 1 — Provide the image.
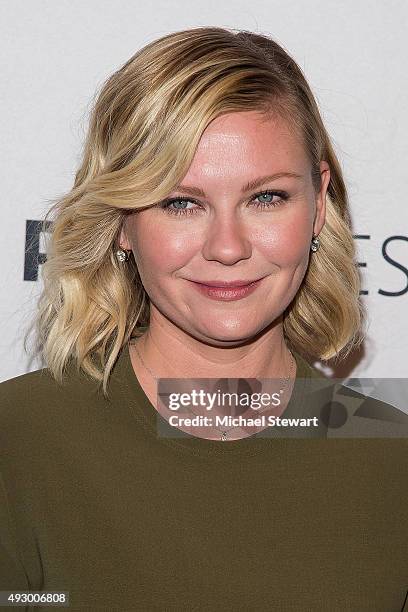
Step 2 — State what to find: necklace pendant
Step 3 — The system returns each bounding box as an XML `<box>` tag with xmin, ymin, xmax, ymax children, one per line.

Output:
<box><xmin>221</xmin><ymin>431</ymin><xmax>227</xmax><ymax>441</ymax></box>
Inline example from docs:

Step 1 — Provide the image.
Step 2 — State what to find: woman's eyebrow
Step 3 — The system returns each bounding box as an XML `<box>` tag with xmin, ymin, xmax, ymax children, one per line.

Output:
<box><xmin>174</xmin><ymin>172</ymin><xmax>303</xmax><ymax>197</ymax></box>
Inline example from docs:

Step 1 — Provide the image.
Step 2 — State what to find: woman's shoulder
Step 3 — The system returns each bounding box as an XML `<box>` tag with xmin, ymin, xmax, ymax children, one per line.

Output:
<box><xmin>0</xmin><ymin>361</ymin><xmax>96</xmax><ymax>398</ymax></box>
<box><xmin>0</xmin><ymin>362</ymin><xmax>102</xmax><ymax>430</ymax></box>
<box><xmin>291</xmin><ymin>351</ymin><xmax>408</xmax><ymax>438</ymax></box>
<box><xmin>327</xmin><ymin>380</ymin><xmax>408</xmax><ymax>438</ymax></box>
<box><xmin>0</xmin><ymin>362</ymin><xmax>116</xmax><ymax>474</ymax></box>
<box><xmin>291</xmin><ymin>350</ymin><xmax>327</xmax><ymax>379</ymax></box>
<box><xmin>0</xmin><ymin>367</ymin><xmax>57</xmax><ymax>419</ymax></box>
<box><xmin>1</xmin><ymin>364</ymin><xmax>60</xmax><ymax>395</ymax></box>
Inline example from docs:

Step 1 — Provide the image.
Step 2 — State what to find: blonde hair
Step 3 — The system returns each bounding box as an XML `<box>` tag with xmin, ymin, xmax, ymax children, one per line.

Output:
<box><xmin>26</xmin><ymin>26</ymin><xmax>364</xmax><ymax>395</ymax></box>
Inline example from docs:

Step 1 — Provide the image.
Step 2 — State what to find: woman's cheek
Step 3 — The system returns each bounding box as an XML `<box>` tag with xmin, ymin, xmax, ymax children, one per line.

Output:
<box><xmin>163</xmin><ymin>237</ymin><xmax>197</xmax><ymax>271</ymax></box>
<box><xmin>256</xmin><ymin>222</ymin><xmax>310</xmax><ymax>266</ymax></box>
<box><xmin>139</xmin><ymin>232</ymin><xmax>200</xmax><ymax>281</ymax></box>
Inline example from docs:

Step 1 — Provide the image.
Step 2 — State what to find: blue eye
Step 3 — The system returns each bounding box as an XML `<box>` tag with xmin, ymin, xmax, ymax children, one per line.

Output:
<box><xmin>159</xmin><ymin>190</ymin><xmax>289</xmax><ymax>216</ymax></box>
<box><xmin>258</xmin><ymin>193</ymin><xmax>275</xmax><ymax>203</ymax></box>
<box><xmin>161</xmin><ymin>199</ymin><xmax>197</xmax><ymax>215</ymax></box>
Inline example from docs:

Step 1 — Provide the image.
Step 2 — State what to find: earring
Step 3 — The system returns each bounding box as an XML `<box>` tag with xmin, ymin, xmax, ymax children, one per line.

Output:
<box><xmin>116</xmin><ymin>248</ymin><xmax>130</xmax><ymax>262</ymax></box>
<box><xmin>310</xmin><ymin>235</ymin><xmax>320</xmax><ymax>252</ymax></box>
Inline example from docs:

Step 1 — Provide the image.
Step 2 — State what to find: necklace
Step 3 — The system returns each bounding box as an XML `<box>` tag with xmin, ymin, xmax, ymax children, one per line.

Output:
<box><xmin>129</xmin><ymin>340</ymin><xmax>296</xmax><ymax>441</ymax></box>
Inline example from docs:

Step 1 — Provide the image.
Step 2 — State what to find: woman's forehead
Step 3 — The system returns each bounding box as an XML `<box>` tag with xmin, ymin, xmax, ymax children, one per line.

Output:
<box><xmin>177</xmin><ymin>111</ymin><xmax>309</xmax><ymax>189</ymax></box>
<box><xmin>198</xmin><ymin>110</ymin><xmax>299</xmax><ymax>145</ymax></box>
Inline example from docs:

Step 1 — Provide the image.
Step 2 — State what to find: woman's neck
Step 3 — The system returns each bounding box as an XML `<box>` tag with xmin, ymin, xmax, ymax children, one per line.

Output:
<box><xmin>131</xmin><ymin>312</ymin><xmax>295</xmax><ymax>381</ymax></box>
<box><xmin>128</xmin><ymin>314</ymin><xmax>297</xmax><ymax>440</ymax></box>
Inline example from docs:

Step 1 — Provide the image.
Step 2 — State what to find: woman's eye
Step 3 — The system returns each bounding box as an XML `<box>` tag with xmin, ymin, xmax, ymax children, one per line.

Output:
<box><xmin>253</xmin><ymin>191</ymin><xmax>289</xmax><ymax>208</ymax></box>
<box><xmin>159</xmin><ymin>190</ymin><xmax>289</xmax><ymax>216</ymax></box>
<box><xmin>159</xmin><ymin>198</ymin><xmax>200</xmax><ymax>216</ymax></box>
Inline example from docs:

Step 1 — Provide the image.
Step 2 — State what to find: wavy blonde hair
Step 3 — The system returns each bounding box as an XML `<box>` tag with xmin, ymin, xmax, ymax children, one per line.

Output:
<box><xmin>26</xmin><ymin>26</ymin><xmax>364</xmax><ymax>395</ymax></box>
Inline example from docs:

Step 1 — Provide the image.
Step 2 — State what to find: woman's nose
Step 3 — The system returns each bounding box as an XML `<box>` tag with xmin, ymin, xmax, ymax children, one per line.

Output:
<box><xmin>201</xmin><ymin>212</ymin><xmax>252</xmax><ymax>265</ymax></box>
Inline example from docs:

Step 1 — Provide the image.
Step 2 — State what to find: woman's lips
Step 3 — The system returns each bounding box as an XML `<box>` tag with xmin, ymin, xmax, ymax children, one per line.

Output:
<box><xmin>188</xmin><ymin>278</ymin><xmax>264</xmax><ymax>301</ymax></box>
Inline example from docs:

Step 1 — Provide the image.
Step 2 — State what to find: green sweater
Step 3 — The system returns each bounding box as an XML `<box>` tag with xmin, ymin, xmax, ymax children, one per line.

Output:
<box><xmin>1</xmin><ymin>344</ymin><xmax>408</xmax><ymax>611</ymax></box>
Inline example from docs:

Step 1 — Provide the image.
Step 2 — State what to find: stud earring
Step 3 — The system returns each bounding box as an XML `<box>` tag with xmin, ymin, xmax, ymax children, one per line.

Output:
<box><xmin>310</xmin><ymin>235</ymin><xmax>320</xmax><ymax>252</ymax></box>
<box><xmin>116</xmin><ymin>248</ymin><xmax>130</xmax><ymax>262</ymax></box>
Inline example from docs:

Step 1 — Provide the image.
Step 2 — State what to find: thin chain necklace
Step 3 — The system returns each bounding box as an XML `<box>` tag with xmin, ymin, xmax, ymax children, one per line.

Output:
<box><xmin>129</xmin><ymin>340</ymin><xmax>296</xmax><ymax>441</ymax></box>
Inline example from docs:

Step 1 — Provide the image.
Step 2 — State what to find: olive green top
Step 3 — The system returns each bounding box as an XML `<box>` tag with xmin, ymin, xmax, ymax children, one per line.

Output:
<box><xmin>1</xmin><ymin>343</ymin><xmax>408</xmax><ymax>611</ymax></box>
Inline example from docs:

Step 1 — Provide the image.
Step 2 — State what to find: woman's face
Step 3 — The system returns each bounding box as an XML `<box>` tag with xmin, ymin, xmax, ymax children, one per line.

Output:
<box><xmin>120</xmin><ymin>110</ymin><xmax>330</xmax><ymax>344</ymax></box>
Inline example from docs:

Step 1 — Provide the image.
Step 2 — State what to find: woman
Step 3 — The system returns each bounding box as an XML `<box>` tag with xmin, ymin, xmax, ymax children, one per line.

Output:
<box><xmin>1</xmin><ymin>26</ymin><xmax>408</xmax><ymax>611</ymax></box>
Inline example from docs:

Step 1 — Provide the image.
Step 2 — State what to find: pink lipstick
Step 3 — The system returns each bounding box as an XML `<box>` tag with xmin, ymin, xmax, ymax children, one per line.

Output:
<box><xmin>188</xmin><ymin>278</ymin><xmax>264</xmax><ymax>301</ymax></box>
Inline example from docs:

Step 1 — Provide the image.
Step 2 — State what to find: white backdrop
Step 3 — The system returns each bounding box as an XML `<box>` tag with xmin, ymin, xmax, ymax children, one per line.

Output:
<box><xmin>1</xmin><ymin>1</ymin><xmax>407</xmax><ymax>404</ymax></box>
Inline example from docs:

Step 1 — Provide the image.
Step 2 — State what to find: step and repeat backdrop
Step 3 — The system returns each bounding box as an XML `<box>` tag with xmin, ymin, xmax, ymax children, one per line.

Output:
<box><xmin>1</xmin><ymin>1</ymin><xmax>407</xmax><ymax>407</ymax></box>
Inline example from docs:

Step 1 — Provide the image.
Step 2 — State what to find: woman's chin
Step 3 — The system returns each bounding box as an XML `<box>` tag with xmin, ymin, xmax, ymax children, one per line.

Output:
<box><xmin>187</xmin><ymin>321</ymin><xmax>264</xmax><ymax>345</ymax></box>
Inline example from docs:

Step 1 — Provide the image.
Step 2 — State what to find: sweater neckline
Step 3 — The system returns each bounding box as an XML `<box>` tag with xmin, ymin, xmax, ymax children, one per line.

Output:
<box><xmin>114</xmin><ymin>340</ymin><xmax>325</xmax><ymax>458</ymax></box>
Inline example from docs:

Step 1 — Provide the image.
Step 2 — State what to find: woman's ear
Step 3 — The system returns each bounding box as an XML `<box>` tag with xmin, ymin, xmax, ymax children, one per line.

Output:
<box><xmin>313</xmin><ymin>160</ymin><xmax>330</xmax><ymax>236</ymax></box>
<box><xmin>119</xmin><ymin>225</ymin><xmax>132</xmax><ymax>251</ymax></box>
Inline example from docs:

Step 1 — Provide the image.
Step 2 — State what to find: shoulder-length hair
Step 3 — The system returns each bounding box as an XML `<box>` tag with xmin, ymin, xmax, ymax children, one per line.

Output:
<box><xmin>26</xmin><ymin>26</ymin><xmax>364</xmax><ymax>396</ymax></box>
